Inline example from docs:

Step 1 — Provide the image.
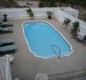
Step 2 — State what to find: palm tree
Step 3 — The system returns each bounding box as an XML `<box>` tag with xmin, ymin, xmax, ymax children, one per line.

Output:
<box><xmin>63</xmin><ymin>18</ymin><xmax>71</xmax><ymax>29</ymax></box>
<box><xmin>71</xmin><ymin>21</ymin><xmax>80</xmax><ymax>38</ymax></box>
<box><xmin>3</xmin><ymin>14</ymin><xmax>8</xmax><ymax>22</ymax></box>
<box><xmin>26</xmin><ymin>7</ymin><xmax>34</xmax><ymax>19</ymax></box>
<box><xmin>46</xmin><ymin>11</ymin><xmax>53</xmax><ymax>19</ymax></box>
<box><xmin>71</xmin><ymin>21</ymin><xmax>79</xmax><ymax>34</ymax></box>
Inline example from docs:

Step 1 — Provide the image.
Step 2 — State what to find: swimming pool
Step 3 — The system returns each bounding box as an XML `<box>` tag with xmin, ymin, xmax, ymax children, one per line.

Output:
<box><xmin>23</xmin><ymin>21</ymin><xmax>73</xmax><ymax>59</ymax></box>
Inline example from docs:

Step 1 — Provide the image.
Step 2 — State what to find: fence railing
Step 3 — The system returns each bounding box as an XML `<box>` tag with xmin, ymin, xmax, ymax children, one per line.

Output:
<box><xmin>0</xmin><ymin>7</ymin><xmax>86</xmax><ymax>35</ymax></box>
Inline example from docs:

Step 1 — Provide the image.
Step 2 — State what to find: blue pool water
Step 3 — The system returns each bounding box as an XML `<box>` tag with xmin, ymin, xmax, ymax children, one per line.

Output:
<box><xmin>23</xmin><ymin>21</ymin><xmax>72</xmax><ymax>59</ymax></box>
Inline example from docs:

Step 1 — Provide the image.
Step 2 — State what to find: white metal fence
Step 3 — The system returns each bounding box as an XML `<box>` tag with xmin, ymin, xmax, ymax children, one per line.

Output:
<box><xmin>0</xmin><ymin>7</ymin><xmax>86</xmax><ymax>36</ymax></box>
<box><xmin>54</xmin><ymin>8</ymin><xmax>86</xmax><ymax>36</ymax></box>
<box><xmin>0</xmin><ymin>8</ymin><xmax>57</xmax><ymax>19</ymax></box>
<box><xmin>0</xmin><ymin>57</ymin><xmax>12</xmax><ymax>80</ymax></box>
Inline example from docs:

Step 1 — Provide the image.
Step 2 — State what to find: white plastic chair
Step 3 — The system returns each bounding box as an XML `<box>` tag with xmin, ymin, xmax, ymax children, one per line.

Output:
<box><xmin>5</xmin><ymin>55</ymin><xmax>15</xmax><ymax>63</ymax></box>
<box><xmin>35</xmin><ymin>73</ymin><xmax>48</xmax><ymax>80</ymax></box>
<box><xmin>14</xmin><ymin>78</ymin><xmax>20</xmax><ymax>80</ymax></box>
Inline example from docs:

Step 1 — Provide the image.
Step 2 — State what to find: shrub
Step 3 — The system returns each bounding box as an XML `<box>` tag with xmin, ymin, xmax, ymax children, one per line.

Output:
<box><xmin>71</xmin><ymin>21</ymin><xmax>79</xmax><ymax>34</ymax></box>
<box><xmin>26</xmin><ymin>8</ymin><xmax>34</xmax><ymax>18</ymax></box>
<box><xmin>63</xmin><ymin>18</ymin><xmax>71</xmax><ymax>29</ymax></box>
<box><xmin>46</xmin><ymin>11</ymin><xmax>53</xmax><ymax>19</ymax></box>
<box><xmin>3</xmin><ymin>14</ymin><xmax>8</xmax><ymax>22</ymax></box>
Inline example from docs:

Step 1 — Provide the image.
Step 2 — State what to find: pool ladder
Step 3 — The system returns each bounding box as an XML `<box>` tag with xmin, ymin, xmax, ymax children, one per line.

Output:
<box><xmin>51</xmin><ymin>45</ymin><xmax>61</xmax><ymax>60</ymax></box>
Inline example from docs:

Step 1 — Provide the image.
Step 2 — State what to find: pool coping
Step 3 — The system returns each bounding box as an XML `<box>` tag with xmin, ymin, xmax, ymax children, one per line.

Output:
<box><xmin>22</xmin><ymin>20</ymin><xmax>73</xmax><ymax>59</ymax></box>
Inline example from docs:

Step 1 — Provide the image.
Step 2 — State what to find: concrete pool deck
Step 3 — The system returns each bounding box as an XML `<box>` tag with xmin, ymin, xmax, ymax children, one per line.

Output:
<box><xmin>1</xmin><ymin>18</ymin><xmax>86</xmax><ymax>79</ymax></box>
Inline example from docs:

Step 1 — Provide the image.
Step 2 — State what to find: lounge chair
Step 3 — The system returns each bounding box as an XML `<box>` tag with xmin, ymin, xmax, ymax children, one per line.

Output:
<box><xmin>76</xmin><ymin>35</ymin><xmax>84</xmax><ymax>41</ymax></box>
<box><xmin>0</xmin><ymin>38</ymin><xmax>14</xmax><ymax>46</ymax></box>
<box><xmin>76</xmin><ymin>35</ymin><xmax>86</xmax><ymax>46</ymax></box>
<box><xmin>0</xmin><ymin>22</ymin><xmax>13</xmax><ymax>27</ymax></box>
<box><xmin>35</xmin><ymin>73</ymin><xmax>48</xmax><ymax>80</ymax></box>
<box><xmin>0</xmin><ymin>45</ymin><xmax>16</xmax><ymax>55</ymax></box>
<box><xmin>0</xmin><ymin>27</ymin><xmax>12</xmax><ymax>33</ymax></box>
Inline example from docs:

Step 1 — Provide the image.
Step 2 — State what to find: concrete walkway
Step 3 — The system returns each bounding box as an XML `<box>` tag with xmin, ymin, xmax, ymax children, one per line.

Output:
<box><xmin>1</xmin><ymin>18</ymin><xmax>86</xmax><ymax>80</ymax></box>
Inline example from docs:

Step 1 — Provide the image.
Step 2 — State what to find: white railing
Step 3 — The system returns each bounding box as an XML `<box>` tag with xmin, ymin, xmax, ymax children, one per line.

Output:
<box><xmin>0</xmin><ymin>57</ymin><xmax>12</xmax><ymax>80</ymax></box>
<box><xmin>54</xmin><ymin>8</ymin><xmax>86</xmax><ymax>36</ymax></box>
<box><xmin>0</xmin><ymin>8</ymin><xmax>58</xmax><ymax>19</ymax></box>
<box><xmin>0</xmin><ymin>7</ymin><xmax>86</xmax><ymax>36</ymax></box>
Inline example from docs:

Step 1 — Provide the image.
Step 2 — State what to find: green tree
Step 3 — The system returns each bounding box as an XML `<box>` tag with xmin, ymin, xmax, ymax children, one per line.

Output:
<box><xmin>63</xmin><ymin>18</ymin><xmax>71</xmax><ymax>29</ymax></box>
<box><xmin>58</xmin><ymin>0</ymin><xmax>66</xmax><ymax>3</ymax></box>
<box><xmin>46</xmin><ymin>11</ymin><xmax>53</xmax><ymax>19</ymax></box>
<box><xmin>71</xmin><ymin>21</ymin><xmax>79</xmax><ymax>34</ymax></box>
<box><xmin>80</xmin><ymin>0</ymin><xmax>86</xmax><ymax>6</ymax></box>
<box><xmin>26</xmin><ymin>8</ymin><xmax>34</xmax><ymax>18</ymax></box>
<box><xmin>8</xmin><ymin>0</ymin><xmax>13</xmax><ymax>3</ymax></box>
<box><xmin>67</xmin><ymin>0</ymin><xmax>76</xmax><ymax>7</ymax></box>
<box><xmin>39</xmin><ymin>0</ymin><xmax>57</xmax><ymax>7</ymax></box>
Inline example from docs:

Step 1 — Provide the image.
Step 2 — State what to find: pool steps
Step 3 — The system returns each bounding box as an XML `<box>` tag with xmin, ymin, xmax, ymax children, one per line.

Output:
<box><xmin>51</xmin><ymin>45</ymin><xmax>61</xmax><ymax>60</ymax></box>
